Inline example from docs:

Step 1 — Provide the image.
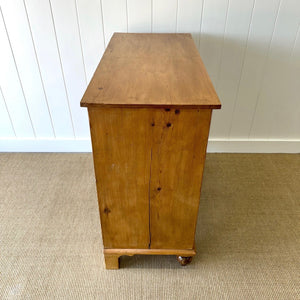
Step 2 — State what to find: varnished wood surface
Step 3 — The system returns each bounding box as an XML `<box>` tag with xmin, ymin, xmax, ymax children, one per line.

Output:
<box><xmin>104</xmin><ymin>248</ymin><xmax>196</xmax><ymax>256</ymax></box>
<box><xmin>88</xmin><ymin>107</ymin><xmax>152</xmax><ymax>249</ymax></box>
<box><xmin>81</xmin><ymin>33</ymin><xmax>221</xmax><ymax>109</ymax></box>
<box><xmin>88</xmin><ymin>107</ymin><xmax>211</xmax><ymax>252</ymax></box>
<box><xmin>104</xmin><ymin>254</ymin><xmax>120</xmax><ymax>270</ymax></box>
<box><xmin>149</xmin><ymin>108</ymin><xmax>212</xmax><ymax>249</ymax></box>
<box><xmin>150</xmin><ymin>109</ymin><xmax>211</xmax><ymax>249</ymax></box>
<box><xmin>84</xmin><ymin>33</ymin><xmax>219</xmax><ymax>267</ymax></box>
<box><xmin>103</xmin><ymin>248</ymin><xmax>196</xmax><ymax>269</ymax></box>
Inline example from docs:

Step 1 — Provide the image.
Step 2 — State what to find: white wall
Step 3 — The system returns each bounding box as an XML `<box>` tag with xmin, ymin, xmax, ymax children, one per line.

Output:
<box><xmin>0</xmin><ymin>0</ymin><xmax>299</xmax><ymax>153</ymax></box>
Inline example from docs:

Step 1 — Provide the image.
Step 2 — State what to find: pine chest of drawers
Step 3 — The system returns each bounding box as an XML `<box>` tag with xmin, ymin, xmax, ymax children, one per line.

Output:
<box><xmin>81</xmin><ymin>33</ymin><xmax>221</xmax><ymax>269</ymax></box>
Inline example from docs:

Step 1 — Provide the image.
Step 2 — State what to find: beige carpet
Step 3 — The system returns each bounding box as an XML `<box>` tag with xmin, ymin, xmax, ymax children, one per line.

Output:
<box><xmin>0</xmin><ymin>153</ymin><xmax>299</xmax><ymax>299</ymax></box>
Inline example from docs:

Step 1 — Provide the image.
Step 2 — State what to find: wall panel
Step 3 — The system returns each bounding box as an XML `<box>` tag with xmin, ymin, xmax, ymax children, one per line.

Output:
<box><xmin>127</xmin><ymin>0</ymin><xmax>151</xmax><ymax>33</ymax></box>
<box><xmin>177</xmin><ymin>0</ymin><xmax>204</xmax><ymax>46</ymax></box>
<box><xmin>0</xmin><ymin>87</ymin><xmax>15</xmax><ymax>138</ymax></box>
<box><xmin>152</xmin><ymin>0</ymin><xmax>177</xmax><ymax>33</ymax></box>
<box><xmin>24</xmin><ymin>0</ymin><xmax>74</xmax><ymax>138</ymax></box>
<box><xmin>199</xmin><ymin>0</ymin><xmax>230</xmax><ymax>80</ymax></box>
<box><xmin>0</xmin><ymin>0</ymin><xmax>299</xmax><ymax>151</ymax></box>
<box><xmin>76</xmin><ymin>0</ymin><xmax>105</xmax><ymax>81</ymax></box>
<box><xmin>0</xmin><ymin>7</ymin><xmax>34</xmax><ymax>138</ymax></box>
<box><xmin>50</xmin><ymin>0</ymin><xmax>89</xmax><ymax>138</ymax></box>
<box><xmin>209</xmin><ymin>0</ymin><xmax>255</xmax><ymax>138</ymax></box>
<box><xmin>282</xmin><ymin>25</ymin><xmax>300</xmax><ymax>139</ymax></box>
<box><xmin>1</xmin><ymin>0</ymin><xmax>54</xmax><ymax>137</ymax></box>
<box><xmin>101</xmin><ymin>0</ymin><xmax>127</xmax><ymax>42</ymax></box>
<box><xmin>250</xmin><ymin>0</ymin><xmax>300</xmax><ymax>139</ymax></box>
<box><xmin>229</xmin><ymin>0</ymin><xmax>282</xmax><ymax>139</ymax></box>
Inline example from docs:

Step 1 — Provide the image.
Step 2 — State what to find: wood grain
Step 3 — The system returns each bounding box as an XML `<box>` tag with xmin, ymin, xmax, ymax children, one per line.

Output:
<box><xmin>80</xmin><ymin>33</ymin><xmax>221</xmax><ymax>109</ymax></box>
<box><xmin>103</xmin><ymin>247</ymin><xmax>196</xmax><ymax>269</ymax></box>
<box><xmin>104</xmin><ymin>248</ymin><xmax>196</xmax><ymax>256</ymax></box>
<box><xmin>84</xmin><ymin>33</ymin><xmax>218</xmax><ymax>268</ymax></box>
<box><xmin>88</xmin><ymin>107</ymin><xmax>152</xmax><ymax>249</ymax></box>
<box><xmin>89</xmin><ymin>107</ymin><xmax>211</xmax><ymax>251</ymax></box>
<box><xmin>104</xmin><ymin>254</ymin><xmax>120</xmax><ymax>269</ymax></box>
<box><xmin>149</xmin><ymin>108</ymin><xmax>212</xmax><ymax>249</ymax></box>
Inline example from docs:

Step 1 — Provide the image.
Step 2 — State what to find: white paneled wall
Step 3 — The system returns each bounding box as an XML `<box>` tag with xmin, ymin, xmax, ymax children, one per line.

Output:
<box><xmin>0</xmin><ymin>0</ymin><xmax>299</xmax><ymax>152</ymax></box>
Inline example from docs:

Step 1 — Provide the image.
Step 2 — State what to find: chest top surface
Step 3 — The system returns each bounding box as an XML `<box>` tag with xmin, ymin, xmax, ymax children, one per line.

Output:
<box><xmin>80</xmin><ymin>33</ymin><xmax>221</xmax><ymax>109</ymax></box>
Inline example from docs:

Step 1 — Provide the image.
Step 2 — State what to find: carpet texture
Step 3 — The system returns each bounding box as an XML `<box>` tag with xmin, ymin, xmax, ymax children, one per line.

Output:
<box><xmin>0</xmin><ymin>153</ymin><xmax>299</xmax><ymax>299</ymax></box>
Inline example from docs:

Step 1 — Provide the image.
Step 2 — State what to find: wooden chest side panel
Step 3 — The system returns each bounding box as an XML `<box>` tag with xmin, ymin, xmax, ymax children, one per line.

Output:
<box><xmin>88</xmin><ymin>107</ymin><xmax>152</xmax><ymax>249</ymax></box>
<box><xmin>149</xmin><ymin>109</ymin><xmax>212</xmax><ymax>249</ymax></box>
<box><xmin>89</xmin><ymin>107</ymin><xmax>211</xmax><ymax>250</ymax></box>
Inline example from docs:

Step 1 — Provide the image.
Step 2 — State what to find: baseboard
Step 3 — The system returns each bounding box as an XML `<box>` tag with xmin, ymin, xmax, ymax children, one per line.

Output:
<box><xmin>0</xmin><ymin>138</ymin><xmax>92</xmax><ymax>152</ymax></box>
<box><xmin>0</xmin><ymin>138</ymin><xmax>299</xmax><ymax>153</ymax></box>
<box><xmin>207</xmin><ymin>139</ymin><xmax>300</xmax><ymax>153</ymax></box>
